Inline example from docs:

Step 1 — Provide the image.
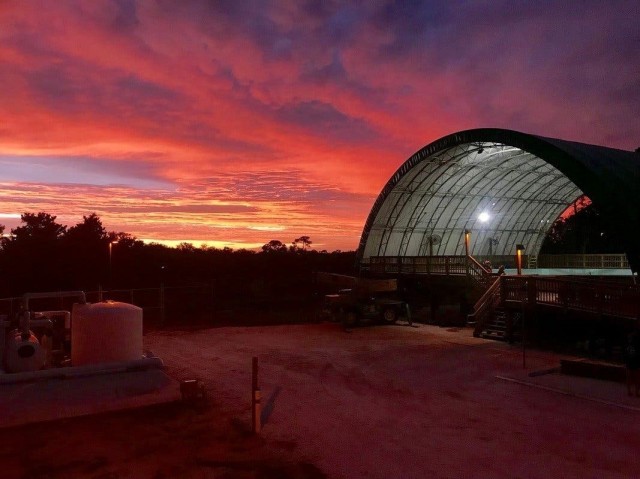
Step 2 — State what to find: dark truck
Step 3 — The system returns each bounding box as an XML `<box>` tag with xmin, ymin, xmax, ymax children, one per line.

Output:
<box><xmin>316</xmin><ymin>273</ymin><xmax>411</xmax><ymax>328</ymax></box>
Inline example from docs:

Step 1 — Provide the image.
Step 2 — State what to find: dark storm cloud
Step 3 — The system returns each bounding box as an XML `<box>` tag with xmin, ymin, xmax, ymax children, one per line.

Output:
<box><xmin>275</xmin><ymin>100</ymin><xmax>378</xmax><ymax>144</ymax></box>
<box><xmin>112</xmin><ymin>0</ymin><xmax>140</xmax><ymax>30</ymax></box>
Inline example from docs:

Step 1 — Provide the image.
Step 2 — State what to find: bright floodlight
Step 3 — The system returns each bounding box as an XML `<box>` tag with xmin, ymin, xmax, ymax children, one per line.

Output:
<box><xmin>478</xmin><ymin>211</ymin><xmax>490</xmax><ymax>223</ymax></box>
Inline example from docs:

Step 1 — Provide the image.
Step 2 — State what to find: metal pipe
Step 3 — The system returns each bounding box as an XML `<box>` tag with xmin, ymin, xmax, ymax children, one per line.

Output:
<box><xmin>22</xmin><ymin>291</ymin><xmax>87</xmax><ymax>311</ymax></box>
<box><xmin>0</xmin><ymin>356</ymin><xmax>164</xmax><ymax>385</ymax></box>
<box><xmin>28</xmin><ymin>319</ymin><xmax>54</xmax><ymax>329</ymax></box>
<box><xmin>34</xmin><ymin>311</ymin><xmax>71</xmax><ymax>330</ymax></box>
<box><xmin>19</xmin><ymin>292</ymin><xmax>86</xmax><ymax>337</ymax></box>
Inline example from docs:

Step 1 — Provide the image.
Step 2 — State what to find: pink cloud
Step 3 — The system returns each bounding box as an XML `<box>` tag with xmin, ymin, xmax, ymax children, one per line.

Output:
<box><xmin>0</xmin><ymin>1</ymin><xmax>637</xmax><ymax>250</ymax></box>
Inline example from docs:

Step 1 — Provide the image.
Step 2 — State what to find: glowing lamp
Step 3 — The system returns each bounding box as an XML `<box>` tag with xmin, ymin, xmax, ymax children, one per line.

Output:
<box><xmin>516</xmin><ymin>244</ymin><xmax>525</xmax><ymax>275</ymax></box>
<box><xmin>464</xmin><ymin>229</ymin><xmax>471</xmax><ymax>257</ymax></box>
<box><xmin>478</xmin><ymin>211</ymin><xmax>490</xmax><ymax>223</ymax></box>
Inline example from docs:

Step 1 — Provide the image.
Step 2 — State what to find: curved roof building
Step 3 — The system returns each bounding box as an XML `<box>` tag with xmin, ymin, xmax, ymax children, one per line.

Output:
<box><xmin>358</xmin><ymin>129</ymin><xmax>640</xmax><ymax>273</ymax></box>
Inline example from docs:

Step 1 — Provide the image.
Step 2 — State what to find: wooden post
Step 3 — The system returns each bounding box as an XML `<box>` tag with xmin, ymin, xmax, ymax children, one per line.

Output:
<box><xmin>210</xmin><ymin>283</ymin><xmax>215</xmax><ymax>322</ymax></box>
<box><xmin>252</xmin><ymin>356</ymin><xmax>261</xmax><ymax>434</ymax></box>
<box><xmin>160</xmin><ymin>283</ymin><xmax>165</xmax><ymax>326</ymax></box>
<box><xmin>527</xmin><ymin>278</ymin><xmax>537</xmax><ymax>306</ymax></box>
<box><xmin>253</xmin><ymin>389</ymin><xmax>261</xmax><ymax>434</ymax></box>
<box><xmin>521</xmin><ymin>300</ymin><xmax>526</xmax><ymax>369</ymax></box>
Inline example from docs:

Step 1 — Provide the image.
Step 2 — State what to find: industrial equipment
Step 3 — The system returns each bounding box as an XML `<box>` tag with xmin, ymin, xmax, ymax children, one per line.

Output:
<box><xmin>0</xmin><ymin>291</ymin><xmax>161</xmax><ymax>380</ymax></box>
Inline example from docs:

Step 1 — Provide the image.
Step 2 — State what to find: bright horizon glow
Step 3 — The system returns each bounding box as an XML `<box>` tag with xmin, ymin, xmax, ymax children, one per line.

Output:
<box><xmin>0</xmin><ymin>2</ymin><xmax>636</xmax><ymax>251</ymax></box>
<box><xmin>140</xmin><ymin>238</ymin><xmax>266</xmax><ymax>250</ymax></box>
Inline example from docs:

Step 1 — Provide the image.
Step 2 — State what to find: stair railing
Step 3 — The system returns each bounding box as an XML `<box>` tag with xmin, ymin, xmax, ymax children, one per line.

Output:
<box><xmin>469</xmin><ymin>275</ymin><xmax>503</xmax><ymax>337</ymax></box>
<box><xmin>466</xmin><ymin>254</ymin><xmax>494</xmax><ymax>289</ymax></box>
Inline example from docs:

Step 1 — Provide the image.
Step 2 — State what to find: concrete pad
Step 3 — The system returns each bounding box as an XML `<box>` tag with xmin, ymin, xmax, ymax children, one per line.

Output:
<box><xmin>0</xmin><ymin>368</ymin><xmax>181</xmax><ymax>428</ymax></box>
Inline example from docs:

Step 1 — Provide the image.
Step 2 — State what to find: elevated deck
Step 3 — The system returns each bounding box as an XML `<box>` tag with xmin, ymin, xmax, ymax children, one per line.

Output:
<box><xmin>362</xmin><ymin>254</ymin><xmax>632</xmax><ymax>276</ymax></box>
<box><xmin>362</xmin><ymin>254</ymin><xmax>638</xmax><ymax>339</ymax></box>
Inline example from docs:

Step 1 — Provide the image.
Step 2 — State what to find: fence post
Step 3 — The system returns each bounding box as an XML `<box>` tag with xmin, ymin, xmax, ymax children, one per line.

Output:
<box><xmin>252</xmin><ymin>356</ymin><xmax>261</xmax><ymax>434</ymax></box>
<box><xmin>527</xmin><ymin>278</ymin><xmax>537</xmax><ymax>306</ymax></box>
<box><xmin>210</xmin><ymin>283</ymin><xmax>214</xmax><ymax>322</ymax></box>
<box><xmin>160</xmin><ymin>283</ymin><xmax>165</xmax><ymax>326</ymax></box>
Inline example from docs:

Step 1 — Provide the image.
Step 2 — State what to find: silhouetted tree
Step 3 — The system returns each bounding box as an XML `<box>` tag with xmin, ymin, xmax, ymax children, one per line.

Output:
<box><xmin>61</xmin><ymin>213</ymin><xmax>109</xmax><ymax>289</ymax></box>
<box><xmin>0</xmin><ymin>211</ymin><xmax>358</xmax><ymax>309</ymax></box>
<box><xmin>65</xmin><ymin>213</ymin><xmax>107</xmax><ymax>242</ymax></box>
<box><xmin>11</xmin><ymin>212</ymin><xmax>67</xmax><ymax>242</ymax></box>
<box><xmin>2</xmin><ymin>212</ymin><xmax>67</xmax><ymax>293</ymax></box>
<box><xmin>541</xmin><ymin>202</ymin><xmax>621</xmax><ymax>254</ymax></box>
<box><xmin>261</xmin><ymin>239</ymin><xmax>288</xmax><ymax>253</ymax></box>
<box><xmin>177</xmin><ymin>242</ymin><xmax>197</xmax><ymax>253</ymax></box>
<box><xmin>293</xmin><ymin>235</ymin><xmax>313</xmax><ymax>251</ymax></box>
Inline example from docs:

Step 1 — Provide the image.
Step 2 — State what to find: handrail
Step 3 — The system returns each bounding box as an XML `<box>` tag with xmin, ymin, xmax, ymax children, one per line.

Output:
<box><xmin>467</xmin><ymin>254</ymin><xmax>492</xmax><ymax>276</ymax></box>
<box><xmin>501</xmin><ymin>275</ymin><xmax>640</xmax><ymax>320</ymax></box>
<box><xmin>368</xmin><ymin>255</ymin><xmax>495</xmax><ymax>278</ymax></box>
<box><xmin>471</xmin><ymin>274</ymin><xmax>639</xmax><ymax>338</ymax></box>
<box><xmin>469</xmin><ymin>276</ymin><xmax>502</xmax><ymax>337</ymax></box>
<box><xmin>365</xmin><ymin>253</ymin><xmax>630</xmax><ymax>272</ymax></box>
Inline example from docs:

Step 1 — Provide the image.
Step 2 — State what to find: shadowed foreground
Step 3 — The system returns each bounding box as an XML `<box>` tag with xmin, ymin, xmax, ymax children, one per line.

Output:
<box><xmin>2</xmin><ymin>323</ymin><xmax>640</xmax><ymax>478</ymax></box>
<box><xmin>1</xmin><ymin>399</ymin><xmax>325</xmax><ymax>479</ymax></box>
<box><xmin>147</xmin><ymin>323</ymin><xmax>640</xmax><ymax>479</ymax></box>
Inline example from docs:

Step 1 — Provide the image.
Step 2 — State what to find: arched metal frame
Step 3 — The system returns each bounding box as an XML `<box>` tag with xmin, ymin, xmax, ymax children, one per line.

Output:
<box><xmin>358</xmin><ymin>129</ymin><xmax>640</xmax><ymax>273</ymax></box>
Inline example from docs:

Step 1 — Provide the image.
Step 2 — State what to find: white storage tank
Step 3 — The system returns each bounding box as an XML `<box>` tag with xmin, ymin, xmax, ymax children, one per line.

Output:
<box><xmin>71</xmin><ymin>301</ymin><xmax>143</xmax><ymax>366</ymax></box>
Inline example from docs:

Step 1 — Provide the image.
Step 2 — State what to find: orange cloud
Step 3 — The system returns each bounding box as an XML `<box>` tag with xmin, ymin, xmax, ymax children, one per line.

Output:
<box><xmin>0</xmin><ymin>1</ymin><xmax>637</xmax><ymax>250</ymax></box>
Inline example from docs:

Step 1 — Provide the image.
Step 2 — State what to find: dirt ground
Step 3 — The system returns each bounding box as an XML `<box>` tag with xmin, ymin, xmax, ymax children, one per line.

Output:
<box><xmin>3</xmin><ymin>322</ymin><xmax>640</xmax><ymax>478</ymax></box>
<box><xmin>1</xmin><ymin>385</ymin><xmax>325</xmax><ymax>479</ymax></box>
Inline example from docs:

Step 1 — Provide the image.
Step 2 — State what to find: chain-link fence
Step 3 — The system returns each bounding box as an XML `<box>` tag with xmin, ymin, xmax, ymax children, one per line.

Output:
<box><xmin>0</xmin><ymin>282</ymin><xmax>318</xmax><ymax>329</ymax></box>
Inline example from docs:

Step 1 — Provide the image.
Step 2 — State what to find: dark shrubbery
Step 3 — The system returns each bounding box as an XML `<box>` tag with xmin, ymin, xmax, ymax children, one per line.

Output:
<box><xmin>0</xmin><ymin>212</ymin><xmax>356</xmax><ymax>305</ymax></box>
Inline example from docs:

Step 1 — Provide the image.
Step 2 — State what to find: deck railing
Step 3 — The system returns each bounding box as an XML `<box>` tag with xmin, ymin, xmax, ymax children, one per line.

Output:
<box><xmin>536</xmin><ymin>254</ymin><xmax>629</xmax><ymax>269</ymax></box>
<box><xmin>364</xmin><ymin>253</ymin><xmax>630</xmax><ymax>271</ymax></box>
<box><xmin>501</xmin><ymin>276</ymin><xmax>640</xmax><ymax>319</ymax></box>
<box><xmin>368</xmin><ymin>255</ymin><xmax>493</xmax><ymax>277</ymax></box>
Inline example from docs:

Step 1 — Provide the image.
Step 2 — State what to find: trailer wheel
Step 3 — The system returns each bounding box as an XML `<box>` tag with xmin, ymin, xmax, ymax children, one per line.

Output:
<box><xmin>382</xmin><ymin>307</ymin><xmax>397</xmax><ymax>324</ymax></box>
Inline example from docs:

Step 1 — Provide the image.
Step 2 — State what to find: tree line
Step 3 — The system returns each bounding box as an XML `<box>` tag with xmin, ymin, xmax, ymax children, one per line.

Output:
<box><xmin>540</xmin><ymin>201</ymin><xmax>623</xmax><ymax>255</ymax></box>
<box><xmin>0</xmin><ymin>212</ymin><xmax>356</xmax><ymax>299</ymax></box>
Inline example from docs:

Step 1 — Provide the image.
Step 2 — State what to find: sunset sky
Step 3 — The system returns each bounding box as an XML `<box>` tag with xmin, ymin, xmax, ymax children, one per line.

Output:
<box><xmin>1</xmin><ymin>1</ymin><xmax>638</xmax><ymax>251</ymax></box>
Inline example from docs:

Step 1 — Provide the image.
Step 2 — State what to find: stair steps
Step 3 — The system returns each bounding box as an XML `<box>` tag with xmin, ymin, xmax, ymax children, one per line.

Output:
<box><xmin>480</xmin><ymin>308</ymin><xmax>522</xmax><ymax>342</ymax></box>
<box><xmin>480</xmin><ymin>308</ymin><xmax>507</xmax><ymax>339</ymax></box>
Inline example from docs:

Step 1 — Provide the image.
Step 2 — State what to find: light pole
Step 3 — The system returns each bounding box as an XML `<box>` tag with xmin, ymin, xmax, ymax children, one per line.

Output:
<box><xmin>514</xmin><ymin>244</ymin><xmax>526</xmax><ymax>367</ymax></box>
<box><xmin>464</xmin><ymin>229</ymin><xmax>471</xmax><ymax>257</ymax></box>
<box><xmin>109</xmin><ymin>240</ymin><xmax>118</xmax><ymax>291</ymax></box>
<box><xmin>160</xmin><ymin>265</ymin><xmax>165</xmax><ymax>326</ymax></box>
<box><xmin>516</xmin><ymin>244</ymin><xmax>525</xmax><ymax>276</ymax></box>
